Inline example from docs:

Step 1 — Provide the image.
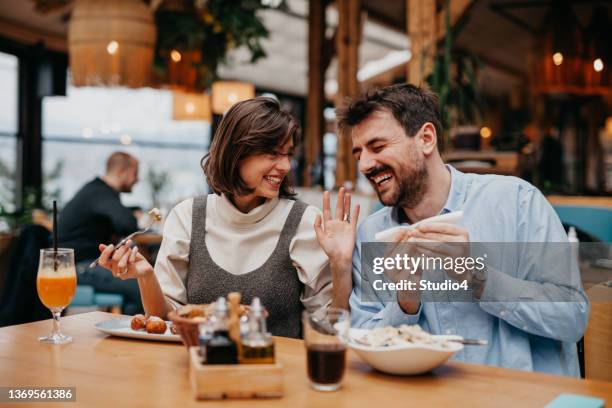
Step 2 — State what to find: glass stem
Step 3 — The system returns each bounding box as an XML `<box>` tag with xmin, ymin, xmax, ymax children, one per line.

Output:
<box><xmin>51</xmin><ymin>309</ymin><xmax>62</xmax><ymax>336</ymax></box>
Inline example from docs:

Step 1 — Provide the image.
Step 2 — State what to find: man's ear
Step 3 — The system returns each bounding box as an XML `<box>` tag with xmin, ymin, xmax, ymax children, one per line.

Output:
<box><xmin>419</xmin><ymin>123</ymin><xmax>438</xmax><ymax>156</ymax></box>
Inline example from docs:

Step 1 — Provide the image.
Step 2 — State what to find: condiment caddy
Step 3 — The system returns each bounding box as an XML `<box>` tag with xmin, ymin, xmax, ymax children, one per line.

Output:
<box><xmin>189</xmin><ymin>292</ymin><xmax>283</xmax><ymax>400</ymax></box>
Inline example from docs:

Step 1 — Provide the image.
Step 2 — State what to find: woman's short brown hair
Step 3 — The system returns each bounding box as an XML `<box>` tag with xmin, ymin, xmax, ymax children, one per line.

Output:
<box><xmin>202</xmin><ymin>96</ymin><xmax>299</xmax><ymax>198</ymax></box>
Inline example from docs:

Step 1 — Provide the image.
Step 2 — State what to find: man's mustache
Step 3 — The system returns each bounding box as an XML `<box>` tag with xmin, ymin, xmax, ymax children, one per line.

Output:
<box><xmin>365</xmin><ymin>166</ymin><xmax>393</xmax><ymax>180</ymax></box>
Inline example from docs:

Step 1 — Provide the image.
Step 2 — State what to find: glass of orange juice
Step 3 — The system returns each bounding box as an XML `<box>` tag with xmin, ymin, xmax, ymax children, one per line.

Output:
<box><xmin>37</xmin><ymin>248</ymin><xmax>77</xmax><ymax>344</ymax></box>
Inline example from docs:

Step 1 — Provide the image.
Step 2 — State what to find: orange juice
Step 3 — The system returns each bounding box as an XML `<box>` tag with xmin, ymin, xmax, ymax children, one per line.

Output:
<box><xmin>37</xmin><ymin>272</ymin><xmax>77</xmax><ymax>309</ymax></box>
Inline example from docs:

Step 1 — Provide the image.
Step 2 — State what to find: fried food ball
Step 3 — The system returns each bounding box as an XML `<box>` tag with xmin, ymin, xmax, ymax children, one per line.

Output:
<box><xmin>146</xmin><ymin>316</ymin><xmax>167</xmax><ymax>334</ymax></box>
<box><xmin>131</xmin><ymin>314</ymin><xmax>147</xmax><ymax>331</ymax></box>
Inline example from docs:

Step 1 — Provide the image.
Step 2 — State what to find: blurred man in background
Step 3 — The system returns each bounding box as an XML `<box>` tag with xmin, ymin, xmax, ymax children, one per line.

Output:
<box><xmin>59</xmin><ymin>152</ymin><xmax>143</xmax><ymax>314</ymax></box>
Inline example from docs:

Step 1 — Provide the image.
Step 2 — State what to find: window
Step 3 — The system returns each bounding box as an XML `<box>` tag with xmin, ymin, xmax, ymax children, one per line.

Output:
<box><xmin>42</xmin><ymin>81</ymin><xmax>211</xmax><ymax>214</ymax></box>
<box><xmin>0</xmin><ymin>52</ymin><xmax>18</xmax><ymax>215</ymax></box>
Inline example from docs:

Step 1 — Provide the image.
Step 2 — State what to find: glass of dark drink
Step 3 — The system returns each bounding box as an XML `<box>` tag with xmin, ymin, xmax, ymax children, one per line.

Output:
<box><xmin>302</xmin><ymin>308</ymin><xmax>350</xmax><ymax>391</ymax></box>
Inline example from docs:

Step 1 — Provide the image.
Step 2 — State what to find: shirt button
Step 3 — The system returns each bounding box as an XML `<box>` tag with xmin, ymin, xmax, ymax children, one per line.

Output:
<box><xmin>499</xmin><ymin>310</ymin><xmax>507</xmax><ymax>317</ymax></box>
<box><xmin>446</xmin><ymin>329</ymin><xmax>453</xmax><ymax>334</ymax></box>
<box><xmin>522</xmin><ymin>325</ymin><xmax>528</xmax><ymax>331</ymax></box>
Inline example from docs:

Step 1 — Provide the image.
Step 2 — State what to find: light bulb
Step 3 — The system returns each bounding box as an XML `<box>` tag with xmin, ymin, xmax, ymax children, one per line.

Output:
<box><xmin>107</xmin><ymin>41</ymin><xmax>119</xmax><ymax>55</ymax></box>
<box><xmin>120</xmin><ymin>134</ymin><xmax>132</xmax><ymax>145</ymax></box>
<box><xmin>480</xmin><ymin>127</ymin><xmax>492</xmax><ymax>139</ymax></box>
<box><xmin>170</xmin><ymin>50</ymin><xmax>182</xmax><ymax>63</ymax></box>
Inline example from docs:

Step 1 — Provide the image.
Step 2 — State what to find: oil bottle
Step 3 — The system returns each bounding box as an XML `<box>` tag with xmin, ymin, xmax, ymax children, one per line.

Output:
<box><xmin>205</xmin><ymin>297</ymin><xmax>238</xmax><ymax>364</ymax></box>
<box><xmin>240</xmin><ymin>297</ymin><xmax>275</xmax><ymax>364</ymax></box>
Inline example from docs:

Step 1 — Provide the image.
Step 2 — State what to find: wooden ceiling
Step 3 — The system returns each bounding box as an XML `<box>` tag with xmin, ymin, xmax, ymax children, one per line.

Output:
<box><xmin>363</xmin><ymin>0</ymin><xmax>612</xmax><ymax>78</ymax></box>
<box><xmin>362</xmin><ymin>0</ymin><xmax>406</xmax><ymax>31</ymax></box>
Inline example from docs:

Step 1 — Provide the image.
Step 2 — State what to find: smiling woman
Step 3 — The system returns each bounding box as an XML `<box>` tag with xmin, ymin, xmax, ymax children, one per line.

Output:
<box><xmin>95</xmin><ymin>96</ymin><xmax>350</xmax><ymax>338</ymax></box>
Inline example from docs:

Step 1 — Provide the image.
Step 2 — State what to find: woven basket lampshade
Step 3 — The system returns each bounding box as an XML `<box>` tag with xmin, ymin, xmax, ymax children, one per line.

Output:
<box><xmin>172</xmin><ymin>91</ymin><xmax>212</xmax><ymax>122</ymax></box>
<box><xmin>68</xmin><ymin>0</ymin><xmax>156</xmax><ymax>87</ymax></box>
<box><xmin>211</xmin><ymin>81</ymin><xmax>255</xmax><ymax>114</ymax></box>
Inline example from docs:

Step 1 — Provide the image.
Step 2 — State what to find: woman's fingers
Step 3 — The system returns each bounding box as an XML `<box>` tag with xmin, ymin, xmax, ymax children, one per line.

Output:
<box><xmin>99</xmin><ymin>244</ymin><xmax>115</xmax><ymax>267</ymax></box>
<box><xmin>117</xmin><ymin>247</ymin><xmax>133</xmax><ymax>269</ymax></box>
<box><xmin>314</xmin><ymin>214</ymin><xmax>324</xmax><ymax>240</ymax></box>
<box><xmin>351</xmin><ymin>204</ymin><xmax>360</xmax><ymax>229</ymax></box>
<box><xmin>335</xmin><ymin>187</ymin><xmax>345</xmax><ymax>220</ymax></box>
<box><xmin>322</xmin><ymin>191</ymin><xmax>331</xmax><ymax>221</ymax></box>
<box><xmin>111</xmin><ymin>245</ymin><xmax>129</xmax><ymax>263</ymax></box>
<box><xmin>343</xmin><ymin>191</ymin><xmax>351</xmax><ymax>219</ymax></box>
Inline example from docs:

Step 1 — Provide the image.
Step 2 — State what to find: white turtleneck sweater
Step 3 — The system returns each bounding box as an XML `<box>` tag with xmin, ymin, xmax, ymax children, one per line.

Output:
<box><xmin>154</xmin><ymin>194</ymin><xmax>332</xmax><ymax>313</ymax></box>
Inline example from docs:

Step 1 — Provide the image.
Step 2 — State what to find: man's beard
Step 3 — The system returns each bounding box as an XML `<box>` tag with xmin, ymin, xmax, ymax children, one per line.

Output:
<box><xmin>120</xmin><ymin>183</ymin><xmax>133</xmax><ymax>193</ymax></box>
<box><xmin>370</xmin><ymin>160</ymin><xmax>429</xmax><ymax>208</ymax></box>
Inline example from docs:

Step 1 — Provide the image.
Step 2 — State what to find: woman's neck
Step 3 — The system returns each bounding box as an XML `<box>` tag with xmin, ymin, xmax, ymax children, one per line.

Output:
<box><xmin>230</xmin><ymin>194</ymin><xmax>266</xmax><ymax>213</ymax></box>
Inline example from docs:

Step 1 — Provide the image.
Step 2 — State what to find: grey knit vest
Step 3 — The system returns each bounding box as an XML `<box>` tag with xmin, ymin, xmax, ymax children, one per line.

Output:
<box><xmin>186</xmin><ymin>195</ymin><xmax>306</xmax><ymax>338</ymax></box>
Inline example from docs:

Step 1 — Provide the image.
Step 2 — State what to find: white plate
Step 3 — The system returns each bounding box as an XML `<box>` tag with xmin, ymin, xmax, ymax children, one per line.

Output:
<box><xmin>348</xmin><ymin>328</ymin><xmax>462</xmax><ymax>375</ymax></box>
<box><xmin>95</xmin><ymin>318</ymin><xmax>181</xmax><ymax>342</ymax></box>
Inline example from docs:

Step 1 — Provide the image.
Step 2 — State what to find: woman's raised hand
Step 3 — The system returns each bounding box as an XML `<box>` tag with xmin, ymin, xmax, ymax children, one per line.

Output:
<box><xmin>314</xmin><ymin>187</ymin><xmax>360</xmax><ymax>264</ymax></box>
<box><xmin>97</xmin><ymin>240</ymin><xmax>154</xmax><ymax>280</ymax></box>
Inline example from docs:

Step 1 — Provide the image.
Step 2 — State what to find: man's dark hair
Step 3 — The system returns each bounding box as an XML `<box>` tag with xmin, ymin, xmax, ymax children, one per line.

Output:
<box><xmin>336</xmin><ymin>84</ymin><xmax>443</xmax><ymax>149</ymax></box>
<box><xmin>202</xmin><ymin>96</ymin><xmax>299</xmax><ymax>198</ymax></box>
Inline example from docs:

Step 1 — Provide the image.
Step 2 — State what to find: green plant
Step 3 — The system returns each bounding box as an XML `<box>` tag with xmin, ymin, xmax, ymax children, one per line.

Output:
<box><xmin>154</xmin><ymin>0</ymin><xmax>286</xmax><ymax>88</ymax></box>
<box><xmin>146</xmin><ymin>167</ymin><xmax>170</xmax><ymax>208</ymax></box>
<box><xmin>0</xmin><ymin>156</ymin><xmax>63</xmax><ymax>230</ymax></box>
<box><xmin>426</xmin><ymin>0</ymin><xmax>485</xmax><ymax>146</ymax></box>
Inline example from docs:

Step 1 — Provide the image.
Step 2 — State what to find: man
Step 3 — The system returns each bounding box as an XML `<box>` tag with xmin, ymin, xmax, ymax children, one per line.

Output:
<box><xmin>59</xmin><ymin>152</ymin><xmax>143</xmax><ymax>314</ymax></box>
<box><xmin>321</xmin><ymin>84</ymin><xmax>588</xmax><ymax>376</ymax></box>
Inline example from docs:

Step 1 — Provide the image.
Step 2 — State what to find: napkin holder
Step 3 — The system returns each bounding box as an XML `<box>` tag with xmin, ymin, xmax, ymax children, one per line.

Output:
<box><xmin>189</xmin><ymin>347</ymin><xmax>283</xmax><ymax>399</ymax></box>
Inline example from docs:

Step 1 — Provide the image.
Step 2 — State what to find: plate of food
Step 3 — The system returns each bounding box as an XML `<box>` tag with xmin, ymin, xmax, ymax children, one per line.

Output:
<box><xmin>95</xmin><ymin>314</ymin><xmax>181</xmax><ymax>342</ymax></box>
<box><xmin>348</xmin><ymin>325</ymin><xmax>464</xmax><ymax>375</ymax></box>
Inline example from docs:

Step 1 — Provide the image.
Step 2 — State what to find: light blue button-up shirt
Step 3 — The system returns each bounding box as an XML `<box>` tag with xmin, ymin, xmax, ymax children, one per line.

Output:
<box><xmin>349</xmin><ymin>165</ymin><xmax>589</xmax><ymax>377</ymax></box>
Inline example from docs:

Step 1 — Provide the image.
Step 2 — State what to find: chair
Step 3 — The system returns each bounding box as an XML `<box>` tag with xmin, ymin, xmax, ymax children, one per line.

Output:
<box><xmin>0</xmin><ymin>225</ymin><xmax>51</xmax><ymax>327</ymax></box>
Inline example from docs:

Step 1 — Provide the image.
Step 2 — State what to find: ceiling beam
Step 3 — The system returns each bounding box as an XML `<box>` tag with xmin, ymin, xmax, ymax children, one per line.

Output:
<box><xmin>0</xmin><ymin>17</ymin><xmax>67</xmax><ymax>52</ymax></box>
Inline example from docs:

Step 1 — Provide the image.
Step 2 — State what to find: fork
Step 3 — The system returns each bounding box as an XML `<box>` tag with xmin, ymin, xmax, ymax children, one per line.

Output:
<box><xmin>351</xmin><ymin>336</ymin><xmax>488</xmax><ymax>347</ymax></box>
<box><xmin>87</xmin><ymin>209</ymin><xmax>161</xmax><ymax>269</ymax></box>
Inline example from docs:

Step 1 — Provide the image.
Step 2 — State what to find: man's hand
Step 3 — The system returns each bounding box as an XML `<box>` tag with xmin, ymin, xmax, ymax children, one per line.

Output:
<box><xmin>387</xmin><ymin>229</ymin><xmax>423</xmax><ymax>315</ymax></box>
<box><xmin>410</xmin><ymin>223</ymin><xmax>471</xmax><ymax>280</ymax></box>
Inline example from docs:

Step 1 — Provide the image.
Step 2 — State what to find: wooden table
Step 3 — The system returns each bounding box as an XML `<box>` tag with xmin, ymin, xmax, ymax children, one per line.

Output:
<box><xmin>1</xmin><ymin>312</ymin><xmax>611</xmax><ymax>408</ymax></box>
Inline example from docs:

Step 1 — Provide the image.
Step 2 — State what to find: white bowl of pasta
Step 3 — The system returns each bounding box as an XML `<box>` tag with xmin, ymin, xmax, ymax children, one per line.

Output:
<box><xmin>348</xmin><ymin>326</ymin><xmax>463</xmax><ymax>375</ymax></box>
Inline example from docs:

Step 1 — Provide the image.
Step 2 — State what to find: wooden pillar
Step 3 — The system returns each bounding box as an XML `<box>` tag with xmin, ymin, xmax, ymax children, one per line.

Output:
<box><xmin>406</xmin><ymin>0</ymin><xmax>436</xmax><ymax>84</ymax></box>
<box><xmin>407</xmin><ymin>0</ymin><xmax>473</xmax><ymax>84</ymax></box>
<box><xmin>335</xmin><ymin>0</ymin><xmax>361</xmax><ymax>188</ymax></box>
<box><xmin>304</xmin><ymin>0</ymin><xmax>327</xmax><ymax>187</ymax></box>
<box><xmin>17</xmin><ymin>44</ymin><xmax>48</xmax><ymax>209</ymax></box>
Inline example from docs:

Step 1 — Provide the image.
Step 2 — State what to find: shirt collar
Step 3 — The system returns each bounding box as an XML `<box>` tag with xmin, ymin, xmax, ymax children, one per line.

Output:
<box><xmin>442</xmin><ymin>164</ymin><xmax>467</xmax><ymax>213</ymax></box>
<box><xmin>393</xmin><ymin>164</ymin><xmax>467</xmax><ymax>224</ymax></box>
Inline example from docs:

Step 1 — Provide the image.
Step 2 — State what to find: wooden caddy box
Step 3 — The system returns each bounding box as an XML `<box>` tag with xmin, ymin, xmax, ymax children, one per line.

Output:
<box><xmin>189</xmin><ymin>347</ymin><xmax>284</xmax><ymax>400</ymax></box>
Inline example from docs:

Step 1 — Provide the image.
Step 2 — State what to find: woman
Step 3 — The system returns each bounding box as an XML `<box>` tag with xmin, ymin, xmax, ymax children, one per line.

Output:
<box><xmin>98</xmin><ymin>97</ymin><xmax>358</xmax><ymax>338</ymax></box>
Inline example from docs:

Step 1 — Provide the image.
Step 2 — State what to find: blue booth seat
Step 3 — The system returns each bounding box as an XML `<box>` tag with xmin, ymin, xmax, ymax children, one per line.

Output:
<box><xmin>71</xmin><ymin>284</ymin><xmax>123</xmax><ymax>312</ymax></box>
<box><xmin>553</xmin><ymin>205</ymin><xmax>612</xmax><ymax>242</ymax></box>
